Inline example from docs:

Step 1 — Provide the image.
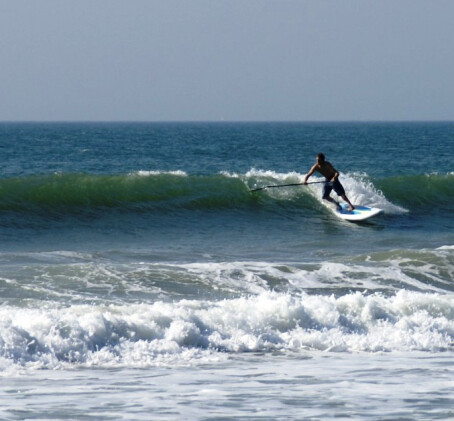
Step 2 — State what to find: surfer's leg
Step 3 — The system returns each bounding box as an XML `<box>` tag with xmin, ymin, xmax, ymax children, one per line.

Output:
<box><xmin>322</xmin><ymin>181</ymin><xmax>332</xmax><ymax>200</ymax></box>
<box><xmin>323</xmin><ymin>182</ymin><xmax>341</xmax><ymax>210</ymax></box>
<box><xmin>324</xmin><ymin>195</ymin><xmax>342</xmax><ymax>210</ymax></box>
<box><xmin>341</xmin><ymin>194</ymin><xmax>355</xmax><ymax>211</ymax></box>
<box><xmin>333</xmin><ymin>180</ymin><xmax>355</xmax><ymax>211</ymax></box>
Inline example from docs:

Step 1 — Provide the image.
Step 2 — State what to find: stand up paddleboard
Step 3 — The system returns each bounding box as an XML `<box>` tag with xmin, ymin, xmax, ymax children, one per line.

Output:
<box><xmin>332</xmin><ymin>203</ymin><xmax>383</xmax><ymax>222</ymax></box>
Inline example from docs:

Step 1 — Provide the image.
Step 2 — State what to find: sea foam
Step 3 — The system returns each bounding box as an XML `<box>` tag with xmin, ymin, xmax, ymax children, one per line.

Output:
<box><xmin>243</xmin><ymin>168</ymin><xmax>407</xmax><ymax>214</ymax></box>
<box><xmin>1</xmin><ymin>290</ymin><xmax>452</xmax><ymax>371</ymax></box>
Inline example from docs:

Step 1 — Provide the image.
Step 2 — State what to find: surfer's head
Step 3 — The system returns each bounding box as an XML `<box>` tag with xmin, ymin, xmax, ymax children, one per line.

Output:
<box><xmin>316</xmin><ymin>153</ymin><xmax>325</xmax><ymax>163</ymax></box>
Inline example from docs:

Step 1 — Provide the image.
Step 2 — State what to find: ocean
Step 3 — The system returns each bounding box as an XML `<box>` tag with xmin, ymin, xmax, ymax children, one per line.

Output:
<box><xmin>0</xmin><ymin>122</ymin><xmax>453</xmax><ymax>420</ymax></box>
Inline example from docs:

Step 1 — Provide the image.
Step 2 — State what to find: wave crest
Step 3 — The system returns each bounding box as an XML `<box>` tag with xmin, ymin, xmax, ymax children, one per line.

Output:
<box><xmin>0</xmin><ymin>170</ymin><xmax>449</xmax><ymax>215</ymax></box>
<box><xmin>1</xmin><ymin>290</ymin><xmax>453</xmax><ymax>370</ymax></box>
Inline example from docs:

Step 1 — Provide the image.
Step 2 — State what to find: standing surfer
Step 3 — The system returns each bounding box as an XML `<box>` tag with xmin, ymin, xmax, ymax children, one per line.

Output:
<box><xmin>303</xmin><ymin>153</ymin><xmax>355</xmax><ymax>211</ymax></box>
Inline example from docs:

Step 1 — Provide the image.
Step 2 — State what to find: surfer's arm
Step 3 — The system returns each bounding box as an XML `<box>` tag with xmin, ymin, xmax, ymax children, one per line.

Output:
<box><xmin>330</xmin><ymin>171</ymin><xmax>339</xmax><ymax>182</ymax></box>
<box><xmin>303</xmin><ymin>164</ymin><xmax>318</xmax><ymax>184</ymax></box>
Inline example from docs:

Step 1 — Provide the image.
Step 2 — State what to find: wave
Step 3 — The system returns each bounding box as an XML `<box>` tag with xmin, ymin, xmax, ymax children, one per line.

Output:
<box><xmin>0</xmin><ymin>171</ymin><xmax>253</xmax><ymax>214</ymax></box>
<box><xmin>1</xmin><ymin>246</ymin><xmax>452</xmax><ymax>308</ymax></box>
<box><xmin>377</xmin><ymin>173</ymin><xmax>454</xmax><ymax>209</ymax></box>
<box><xmin>1</xmin><ymin>289</ymin><xmax>453</xmax><ymax>371</ymax></box>
<box><xmin>0</xmin><ymin>170</ymin><xmax>451</xmax><ymax>216</ymax></box>
<box><xmin>1</xmin><ymin>245</ymin><xmax>452</xmax><ymax>371</ymax></box>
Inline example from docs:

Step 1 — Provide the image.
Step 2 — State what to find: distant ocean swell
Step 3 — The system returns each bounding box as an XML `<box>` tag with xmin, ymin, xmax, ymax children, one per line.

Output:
<box><xmin>3</xmin><ymin>170</ymin><xmax>450</xmax><ymax>215</ymax></box>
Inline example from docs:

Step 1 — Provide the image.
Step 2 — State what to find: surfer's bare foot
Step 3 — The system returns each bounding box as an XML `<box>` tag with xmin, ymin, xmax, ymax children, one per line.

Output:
<box><xmin>347</xmin><ymin>205</ymin><xmax>355</xmax><ymax>211</ymax></box>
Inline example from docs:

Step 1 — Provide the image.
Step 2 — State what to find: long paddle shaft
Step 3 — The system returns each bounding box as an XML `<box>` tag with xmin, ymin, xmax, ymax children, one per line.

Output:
<box><xmin>250</xmin><ymin>180</ymin><xmax>325</xmax><ymax>192</ymax></box>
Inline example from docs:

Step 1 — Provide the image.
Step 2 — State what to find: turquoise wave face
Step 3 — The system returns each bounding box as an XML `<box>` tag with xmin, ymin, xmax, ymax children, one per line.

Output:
<box><xmin>0</xmin><ymin>170</ymin><xmax>452</xmax><ymax>214</ymax></box>
<box><xmin>0</xmin><ymin>172</ymin><xmax>256</xmax><ymax>213</ymax></box>
<box><xmin>377</xmin><ymin>173</ymin><xmax>454</xmax><ymax>208</ymax></box>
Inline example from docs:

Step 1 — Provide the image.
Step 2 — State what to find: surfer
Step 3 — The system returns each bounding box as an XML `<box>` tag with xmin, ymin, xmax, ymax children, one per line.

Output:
<box><xmin>303</xmin><ymin>153</ymin><xmax>355</xmax><ymax>211</ymax></box>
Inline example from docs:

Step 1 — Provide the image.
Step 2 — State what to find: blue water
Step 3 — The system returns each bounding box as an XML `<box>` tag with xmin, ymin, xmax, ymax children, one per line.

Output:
<box><xmin>0</xmin><ymin>122</ymin><xmax>453</xmax><ymax>420</ymax></box>
<box><xmin>2</xmin><ymin>121</ymin><xmax>452</xmax><ymax>177</ymax></box>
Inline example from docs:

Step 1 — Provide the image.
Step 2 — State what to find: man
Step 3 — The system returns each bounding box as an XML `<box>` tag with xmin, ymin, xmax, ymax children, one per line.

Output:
<box><xmin>303</xmin><ymin>153</ymin><xmax>355</xmax><ymax>211</ymax></box>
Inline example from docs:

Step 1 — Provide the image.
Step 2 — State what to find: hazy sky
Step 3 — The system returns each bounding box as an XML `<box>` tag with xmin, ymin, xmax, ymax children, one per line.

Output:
<box><xmin>1</xmin><ymin>0</ymin><xmax>453</xmax><ymax>121</ymax></box>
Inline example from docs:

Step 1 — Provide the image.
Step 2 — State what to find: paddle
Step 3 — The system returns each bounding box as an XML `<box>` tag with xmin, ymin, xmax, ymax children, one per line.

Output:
<box><xmin>250</xmin><ymin>181</ymin><xmax>325</xmax><ymax>192</ymax></box>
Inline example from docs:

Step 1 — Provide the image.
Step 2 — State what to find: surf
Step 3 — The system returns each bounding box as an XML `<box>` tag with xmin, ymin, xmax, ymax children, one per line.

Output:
<box><xmin>1</xmin><ymin>288</ymin><xmax>453</xmax><ymax>371</ymax></box>
<box><xmin>0</xmin><ymin>171</ymin><xmax>252</xmax><ymax>214</ymax></box>
<box><xmin>377</xmin><ymin>173</ymin><xmax>454</xmax><ymax>210</ymax></box>
<box><xmin>245</xmin><ymin>169</ymin><xmax>406</xmax><ymax>215</ymax></box>
<box><xmin>1</xmin><ymin>169</ymin><xmax>450</xmax><ymax>221</ymax></box>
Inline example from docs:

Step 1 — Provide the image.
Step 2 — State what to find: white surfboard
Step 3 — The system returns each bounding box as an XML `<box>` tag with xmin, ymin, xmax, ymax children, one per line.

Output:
<box><xmin>333</xmin><ymin>203</ymin><xmax>384</xmax><ymax>222</ymax></box>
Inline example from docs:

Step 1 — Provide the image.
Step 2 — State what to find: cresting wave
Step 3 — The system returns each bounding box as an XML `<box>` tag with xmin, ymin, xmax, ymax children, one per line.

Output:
<box><xmin>1</xmin><ymin>246</ymin><xmax>452</xmax><ymax>371</ymax></box>
<box><xmin>244</xmin><ymin>169</ymin><xmax>406</xmax><ymax>214</ymax></box>
<box><xmin>1</xmin><ymin>169</ymin><xmax>444</xmax><ymax>215</ymax></box>
<box><xmin>0</xmin><ymin>171</ymin><xmax>251</xmax><ymax>213</ymax></box>
<box><xmin>1</xmin><ymin>290</ymin><xmax>453</xmax><ymax>371</ymax></box>
<box><xmin>377</xmin><ymin>173</ymin><xmax>454</xmax><ymax>208</ymax></box>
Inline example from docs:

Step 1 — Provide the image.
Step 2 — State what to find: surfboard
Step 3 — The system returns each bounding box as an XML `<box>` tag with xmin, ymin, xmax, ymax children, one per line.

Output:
<box><xmin>333</xmin><ymin>203</ymin><xmax>384</xmax><ymax>222</ymax></box>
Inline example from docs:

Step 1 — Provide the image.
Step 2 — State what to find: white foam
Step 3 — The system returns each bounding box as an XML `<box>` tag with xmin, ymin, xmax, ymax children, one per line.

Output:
<box><xmin>2</xmin><ymin>252</ymin><xmax>450</xmax><ymax>312</ymax></box>
<box><xmin>245</xmin><ymin>168</ymin><xmax>304</xmax><ymax>184</ymax></box>
<box><xmin>243</xmin><ymin>168</ymin><xmax>407</xmax><ymax>213</ymax></box>
<box><xmin>132</xmin><ymin>170</ymin><xmax>187</xmax><ymax>177</ymax></box>
<box><xmin>219</xmin><ymin>170</ymin><xmax>240</xmax><ymax>178</ymax></box>
<box><xmin>438</xmin><ymin>245</ymin><xmax>454</xmax><ymax>250</ymax></box>
<box><xmin>1</xmin><ymin>289</ymin><xmax>452</xmax><ymax>372</ymax></box>
<box><xmin>338</xmin><ymin>173</ymin><xmax>407</xmax><ymax>214</ymax></box>
<box><xmin>172</xmin><ymin>253</ymin><xmax>452</xmax><ymax>295</ymax></box>
<box><xmin>244</xmin><ymin>168</ymin><xmax>296</xmax><ymax>178</ymax></box>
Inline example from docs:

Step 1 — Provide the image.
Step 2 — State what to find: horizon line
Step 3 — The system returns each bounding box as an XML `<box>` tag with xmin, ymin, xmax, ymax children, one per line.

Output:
<box><xmin>1</xmin><ymin>119</ymin><xmax>453</xmax><ymax>124</ymax></box>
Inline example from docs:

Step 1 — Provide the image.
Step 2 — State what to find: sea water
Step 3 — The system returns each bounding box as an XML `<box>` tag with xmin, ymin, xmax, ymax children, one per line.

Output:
<box><xmin>0</xmin><ymin>122</ymin><xmax>453</xmax><ymax>420</ymax></box>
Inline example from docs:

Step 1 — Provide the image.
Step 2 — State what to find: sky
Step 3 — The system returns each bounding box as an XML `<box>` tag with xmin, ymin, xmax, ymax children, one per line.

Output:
<box><xmin>1</xmin><ymin>0</ymin><xmax>453</xmax><ymax>122</ymax></box>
